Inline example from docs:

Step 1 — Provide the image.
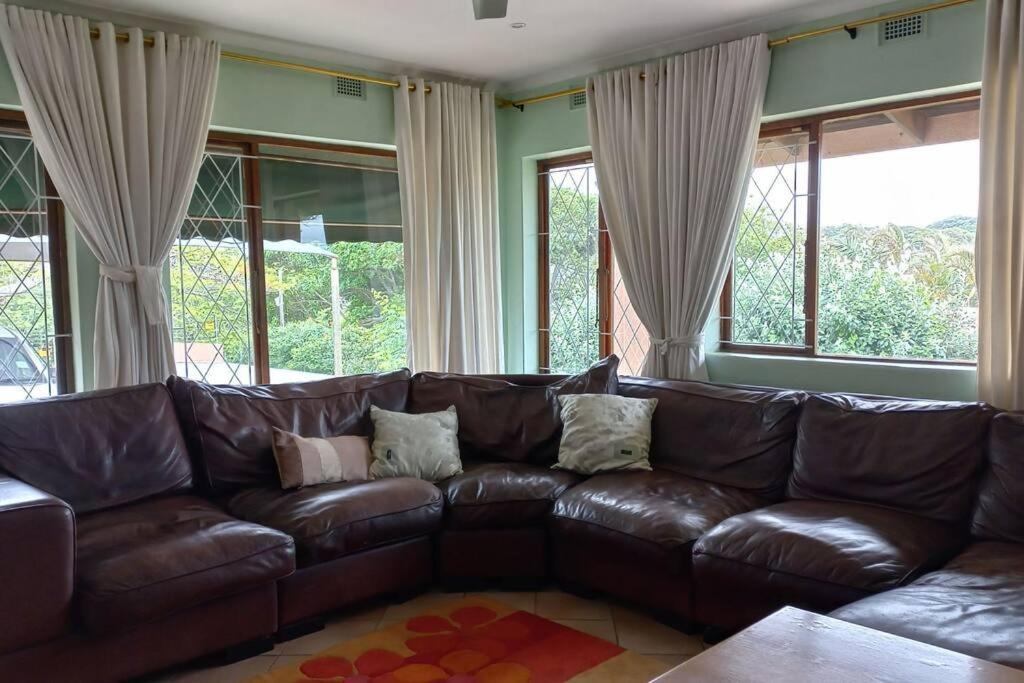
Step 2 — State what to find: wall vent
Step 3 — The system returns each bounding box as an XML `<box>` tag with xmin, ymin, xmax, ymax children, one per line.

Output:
<box><xmin>880</xmin><ymin>13</ymin><xmax>925</xmax><ymax>43</ymax></box>
<box><xmin>334</xmin><ymin>76</ymin><xmax>366</xmax><ymax>99</ymax></box>
<box><xmin>569</xmin><ymin>91</ymin><xmax>588</xmax><ymax>110</ymax></box>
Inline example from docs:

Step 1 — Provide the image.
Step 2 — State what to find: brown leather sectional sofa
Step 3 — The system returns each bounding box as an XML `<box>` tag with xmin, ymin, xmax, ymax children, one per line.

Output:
<box><xmin>0</xmin><ymin>355</ymin><xmax>1021</xmax><ymax>680</ymax></box>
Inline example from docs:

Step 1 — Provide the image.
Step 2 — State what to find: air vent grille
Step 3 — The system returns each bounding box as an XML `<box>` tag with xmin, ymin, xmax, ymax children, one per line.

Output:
<box><xmin>570</xmin><ymin>91</ymin><xmax>587</xmax><ymax>110</ymax></box>
<box><xmin>882</xmin><ymin>14</ymin><xmax>924</xmax><ymax>42</ymax></box>
<box><xmin>335</xmin><ymin>76</ymin><xmax>366</xmax><ymax>99</ymax></box>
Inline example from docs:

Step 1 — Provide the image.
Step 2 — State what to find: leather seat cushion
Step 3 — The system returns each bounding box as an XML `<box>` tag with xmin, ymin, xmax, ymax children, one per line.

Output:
<box><xmin>75</xmin><ymin>495</ymin><xmax>294</xmax><ymax>635</ymax></box>
<box><xmin>227</xmin><ymin>478</ymin><xmax>443</xmax><ymax>566</ymax></box>
<box><xmin>439</xmin><ymin>461</ymin><xmax>580</xmax><ymax>530</ymax></box>
<box><xmin>551</xmin><ymin>470</ymin><xmax>767</xmax><ymax>573</ymax></box>
<box><xmin>831</xmin><ymin>542</ymin><xmax>1024</xmax><ymax>671</ymax></box>
<box><xmin>694</xmin><ymin>500</ymin><xmax>965</xmax><ymax>595</ymax></box>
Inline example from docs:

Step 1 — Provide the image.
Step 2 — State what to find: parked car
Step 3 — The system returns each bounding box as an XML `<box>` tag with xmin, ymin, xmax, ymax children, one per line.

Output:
<box><xmin>0</xmin><ymin>326</ymin><xmax>52</xmax><ymax>403</ymax></box>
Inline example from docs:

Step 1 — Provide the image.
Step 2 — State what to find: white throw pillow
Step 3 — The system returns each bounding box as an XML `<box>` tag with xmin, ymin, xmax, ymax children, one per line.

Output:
<box><xmin>554</xmin><ymin>394</ymin><xmax>658</xmax><ymax>475</ymax></box>
<box><xmin>369</xmin><ymin>405</ymin><xmax>462</xmax><ymax>482</ymax></box>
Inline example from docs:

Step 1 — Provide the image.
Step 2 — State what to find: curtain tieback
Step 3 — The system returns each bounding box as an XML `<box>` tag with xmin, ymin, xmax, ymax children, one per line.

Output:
<box><xmin>99</xmin><ymin>264</ymin><xmax>167</xmax><ymax>326</ymax></box>
<box><xmin>650</xmin><ymin>334</ymin><xmax>704</xmax><ymax>355</ymax></box>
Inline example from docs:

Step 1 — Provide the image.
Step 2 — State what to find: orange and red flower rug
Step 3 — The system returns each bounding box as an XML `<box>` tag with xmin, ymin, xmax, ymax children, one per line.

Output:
<box><xmin>250</xmin><ymin>596</ymin><xmax>670</xmax><ymax>683</ymax></box>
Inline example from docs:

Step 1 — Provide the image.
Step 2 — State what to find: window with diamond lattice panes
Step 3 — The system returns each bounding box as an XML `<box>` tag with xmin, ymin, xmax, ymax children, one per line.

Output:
<box><xmin>722</xmin><ymin>93</ymin><xmax>980</xmax><ymax>363</ymax></box>
<box><xmin>728</xmin><ymin>131</ymin><xmax>810</xmax><ymax>349</ymax></box>
<box><xmin>538</xmin><ymin>154</ymin><xmax>649</xmax><ymax>375</ymax></box>
<box><xmin>0</xmin><ymin>131</ymin><xmax>68</xmax><ymax>402</ymax></box>
<box><xmin>170</xmin><ymin>150</ymin><xmax>255</xmax><ymax>385</ymax></box>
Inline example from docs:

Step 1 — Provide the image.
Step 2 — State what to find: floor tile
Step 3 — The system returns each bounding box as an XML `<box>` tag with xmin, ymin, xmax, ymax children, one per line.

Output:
<box><xmin>466</xmin><ymin>590</ymin><xmax>537</xmax><ymax>613</ymax></box>
<box><xmin>536</xmin><ymin>590</ymin><xmax>612</xmax><ymax>620</ymax></box>
<box><xmin>614</xmin><ymin>615</ymin><xmax>704</xmax><ymax>655</ymax></box>
<box><xmin>269</xmin><ymin>655</ymin><xmax>309</xmax><ymax>671</ymax></box>
<box><xmin>646</xmin><ymin>653</ymin><xmax>692</xmax><ymax>669</ymax></box>
<box><xmin>554</xmin><ymin>619</ymin><xmax>617</xmax><ymax>642</ymax></box>
<box><xmin>382</xmin><ymin>591</ymin><xmax>466</xmax><ymax>620</ymax></box>
<box><xmin>271</xmin><ymin>619</ymin><xmax>378</xmax><ymax>655</ymax></box>
<box><xmin>169</xmin><ymin>655</ymin><xmax>275</xmax><ymax>682</ymax></box>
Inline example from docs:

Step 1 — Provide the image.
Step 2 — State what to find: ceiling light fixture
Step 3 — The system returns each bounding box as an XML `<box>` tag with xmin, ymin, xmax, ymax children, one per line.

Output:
<box><xmin>510</xmin><ymin>22</ymin><xmax>526</xmax><ymax>29</ymax></box>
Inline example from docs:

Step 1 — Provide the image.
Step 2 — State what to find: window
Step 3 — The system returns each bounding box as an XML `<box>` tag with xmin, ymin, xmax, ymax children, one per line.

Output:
<box><xmin>538</xmin><ymin>154</ymin><xmax>649</xmax><ymax>374</ymax></box>
<box><xmin>170</xmin><ymin>137</ymin><xmax>405</xmax><ymax>385</ymax></box>
<box><xmin>0</xmin><ymin>121</ymin><xmax>72</xmax><ymax>402</ymax></box>
<box><xmin>259</xmin><ymin>145</ymin><xmax>404</xmax><ymax>381</ymax></box>
<box><xmin>722</xmin><ymin>93</ymin><xmax>980</xmax><ymax>363</ymax></box>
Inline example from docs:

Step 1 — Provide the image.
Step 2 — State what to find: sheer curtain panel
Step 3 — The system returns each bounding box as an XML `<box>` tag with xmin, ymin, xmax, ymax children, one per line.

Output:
<box><xmin>587</xmin><ymin>35</ymin><xmax>770</xmax><ymax>380</ymax></box>
<box><xmin>977</xmin><ymin>0</ymin><xmax>1024</xmax><ymax>409</ymax></box>
<box><xmin>393</xmin><ymin>76</ymin><xmax>504</xmax><ymax>373</ymax></box>
<box><xmin>0</xmin><ymin>6</ymin><xmax>219</xmax><ymax>388</ymax></box>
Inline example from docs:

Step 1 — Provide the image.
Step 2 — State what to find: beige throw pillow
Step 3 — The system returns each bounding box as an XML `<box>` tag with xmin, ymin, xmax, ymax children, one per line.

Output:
<box><xmin>272</xmin><ymin>428</ymin><xmax>371</xmax><ymax>489</ymax></box>
<box><xmin>369</xmin><ymin>405</ymin><xmax>462</xmax><ymax>482</ymax></box>
<box><xmin>554</xmin><ymin>394</ymin><xmax>658</xmax><ymax>475</ymax></box>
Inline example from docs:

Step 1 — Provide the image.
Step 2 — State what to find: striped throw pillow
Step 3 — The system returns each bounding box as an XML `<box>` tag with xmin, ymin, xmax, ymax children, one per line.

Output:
<box><xmin>271</xmin><ymin>428</ymin><xmax>371</xmax><ymax>489</ymax></box>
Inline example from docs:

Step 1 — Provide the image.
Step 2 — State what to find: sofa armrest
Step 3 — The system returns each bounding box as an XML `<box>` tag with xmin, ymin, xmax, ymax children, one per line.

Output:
<box><xmin>0</xmin><ymin>475</ymin><xmax>74</xmax><ymax>653</ymax></box>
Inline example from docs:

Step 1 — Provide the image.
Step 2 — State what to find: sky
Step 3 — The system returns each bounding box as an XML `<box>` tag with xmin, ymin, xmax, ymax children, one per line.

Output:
<box><xmin>751</xmin><ymin>139</ymin><xmax>982</xmax><ymax>229</ymax></box>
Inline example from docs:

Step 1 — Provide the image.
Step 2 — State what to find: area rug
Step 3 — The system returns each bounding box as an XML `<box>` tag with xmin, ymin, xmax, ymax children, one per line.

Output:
<box><xmin>249</xmin><ymin>596</ymin><xmax>670</xmax><ymax>682</ymax></box>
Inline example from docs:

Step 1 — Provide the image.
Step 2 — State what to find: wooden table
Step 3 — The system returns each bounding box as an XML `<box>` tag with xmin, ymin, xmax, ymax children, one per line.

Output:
<box><xmin>653</xmin><ymin>607</ymin><xmax>1024</xmax><ymax>682</ymax></box>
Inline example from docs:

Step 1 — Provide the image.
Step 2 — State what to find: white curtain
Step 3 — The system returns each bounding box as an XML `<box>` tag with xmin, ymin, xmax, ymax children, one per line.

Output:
<box><xmin>977</xmin><ymin>0</ymin><xmax>1024</xmax><ymax>410</ymax></box>
<box><xmin>0</xmin><ymin>7</ymin><xmax>219</xmax><ymax>388</ymax></box>
<box><xmin>588</xmin><ymin>35</ymin><xmax>770</xmax><ymax>380</ymax></box>
<box><xmin>393</xmin><ymin>76</ymin><xmax>504</xmax><ymax>373</ymax></box>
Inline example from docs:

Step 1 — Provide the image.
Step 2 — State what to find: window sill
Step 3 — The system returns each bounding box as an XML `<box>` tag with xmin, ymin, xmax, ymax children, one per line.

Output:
<box><xmin>710</xmin><ymin>349</ymin><xmax>976</xmax><ymax>372</ymax></box>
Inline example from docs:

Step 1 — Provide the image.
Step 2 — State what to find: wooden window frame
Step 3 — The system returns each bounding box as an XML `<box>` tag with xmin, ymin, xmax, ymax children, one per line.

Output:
<box><xmin>203</xmin><ymin>131</ymin><xmax>399</xmax><ymax>384</ymax></box>
<box><xmin>0</xmin><ymin>109</ymin><xmax>75</xmax><ymax>394</ymax></box>
<box><xmin>537</xmin><ymin>152</ymin><xmax>612</xmax><ymax>373</ymax></box>
<box><xmin>719</xmin><ymin>89</ymin><xmax>981</xmax><ymax>367</ymax></box>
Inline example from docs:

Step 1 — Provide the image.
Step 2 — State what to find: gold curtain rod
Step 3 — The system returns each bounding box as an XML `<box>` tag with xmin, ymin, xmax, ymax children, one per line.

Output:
<box><xmin>505</xmin><ymin>0</ymin><xmax>973</xmax><ymax>109</ymax></box>
<box><xmin>87</xmin><ymin>27</ymin><xmax>431</xmax><ymax>93</ymax></box>
<box><xmin>85</xmin><ymin>0</ymin><xmax>972</xmax><ymax>110</ymax></box>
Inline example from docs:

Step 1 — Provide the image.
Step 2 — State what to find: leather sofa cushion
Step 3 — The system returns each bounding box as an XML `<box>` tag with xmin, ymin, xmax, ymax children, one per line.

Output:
<box><xmin>551</xmin><ymin>470</ymin><xmax>767</xmax><ymax>573</ymax></box>
<box><xmin>408</xmin><ymin>355</ymin><xmax>619</xmax><ymax>465</ymax></box>
<box><xmin>618</xmin><ymin>378</ymin><xmax>804</xmax><ymax>498</ymax></box>
<box><xmin>167</xmin><ymin>370</ymin><xmax>410</xmax><ymax>493</ymax></box>
<box><xmin>789</xmin><ymin>394</ymin><xmax>993</xmax><ymax>525</ymax></box>
<box><xmin>438</xmin><ymin>461</ymin><xmax>580</xmax><ymax>529</ymax></box>
<box><xmin>694</xmin><ymin>500</ymin><xmax>965</xmax><ymax>595</ymax></box>
<box><xmin>973</xmin><ymin>413</ymin><xmax>1024</xmax><ymax>544</ymax></box>
<box><xmin>831</xmin><ymin>542</ymin><xmax>1024</xmax><ymax>671</ymax></box>
<box><xmin>0</xmin><ymin>384</ymin><xmax>192</xmax><ymax>513</ymax></box>
<box><xmin>0</xmin><ymin>476</ymin><xmax>74</xmax><ymax>653</ymax></box>
<box><xmin>227</xmin><ymin>478</ymin><xmax>443</xmax><ymax>566</ymax></box>
<box><xmin>75</xmin><ymin>495</ymin><xmax>294</xmax><ymax>635</ymax></box>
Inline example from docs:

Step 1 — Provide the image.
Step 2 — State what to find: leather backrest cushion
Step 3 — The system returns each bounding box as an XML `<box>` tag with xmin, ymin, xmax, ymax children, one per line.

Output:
<box><xmin>0</xmin><ymin>384</ymin><xmax>192</xmax><ymax>513</ymax></box>
<box><xmin>973</xmin><ymin>412</ymin><xmax>1024</xmax><ymax>543</ymax></box>
<box><xmin>789</xmin><ymin>394</ymin><xmax>994</xmax><ymax>524</ymax></box>
<box><xmin>619</xmin><ymin>378</ymin><xmax>804</xmax><ymax>498</ymax></box>
<box><xmin>408</xmin><ymin>355</ymin><xmax>619</xmax><ymax>465</ymax></box>
<box><xmin>168</xmin><ymin>369</ymin><xmax>411</xmax><ymax>493</ymax></box>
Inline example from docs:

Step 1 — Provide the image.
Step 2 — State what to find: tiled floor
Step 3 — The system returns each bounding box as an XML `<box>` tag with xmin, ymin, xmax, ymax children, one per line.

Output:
<box><xmin>152</xmin><ymin>588</ymin><xmax>709</xmax><ymax>682</ymax></box>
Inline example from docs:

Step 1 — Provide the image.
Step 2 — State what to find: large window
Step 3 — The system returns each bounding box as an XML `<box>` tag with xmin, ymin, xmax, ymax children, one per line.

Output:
<box><xmin>723</xmin><ymin>93</ymin><xmax>980</xmax><ymax>363</ymax></box>
<box><xmin>0</xmin><ymin>120</ymin><xmax>72</xmax><ymax>402</ymax></box>
<box><xmin>538</xmin><ymin>154</ymin><xmax>648</xmax><ymax>375</ymax></box>
<box><xmin>171</xmin><ymin>137</ymin><xmax>405</xmax><ymax>385</ymax></box>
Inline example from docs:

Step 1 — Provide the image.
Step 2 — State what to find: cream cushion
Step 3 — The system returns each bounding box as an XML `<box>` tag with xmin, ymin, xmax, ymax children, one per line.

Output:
<box><xmin>369</xmin><ymin>405</ymin><xmax>462</xmax><ymax>482</ymax></box>
<box><xmin>554</xmin><ymin>394</ymin><xmax>658</xmax><ymax>474</ymax></box>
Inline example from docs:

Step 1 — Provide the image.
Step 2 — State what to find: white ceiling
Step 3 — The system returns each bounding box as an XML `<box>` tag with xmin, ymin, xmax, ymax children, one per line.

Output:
<box><xmin>66</xmin><ymin>0</ymin><xmax>888</xmax><ymax>91</ymax></box>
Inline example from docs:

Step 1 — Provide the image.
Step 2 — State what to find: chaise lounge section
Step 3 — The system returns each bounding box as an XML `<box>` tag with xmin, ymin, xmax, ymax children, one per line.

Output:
<box><xmin>0</xmin><ymin>384</ymin><xmax>296</xmax><ymax>682</ymax></box>
<box><xmin>692</xmin><ymin>393</ymin><xmax>993</xmax><ymax>631</ymax></box>
<box><xmin>829</xmin><ymin>411</ymin><xmax>1024</xmax><ymax>671</ymax></box>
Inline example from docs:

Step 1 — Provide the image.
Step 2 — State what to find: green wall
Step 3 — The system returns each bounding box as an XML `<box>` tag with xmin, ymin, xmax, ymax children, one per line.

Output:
<box><xmin>498</xmin><ymin>0</ymin><xmax>987</xmax><ymax>400</ymax></box>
